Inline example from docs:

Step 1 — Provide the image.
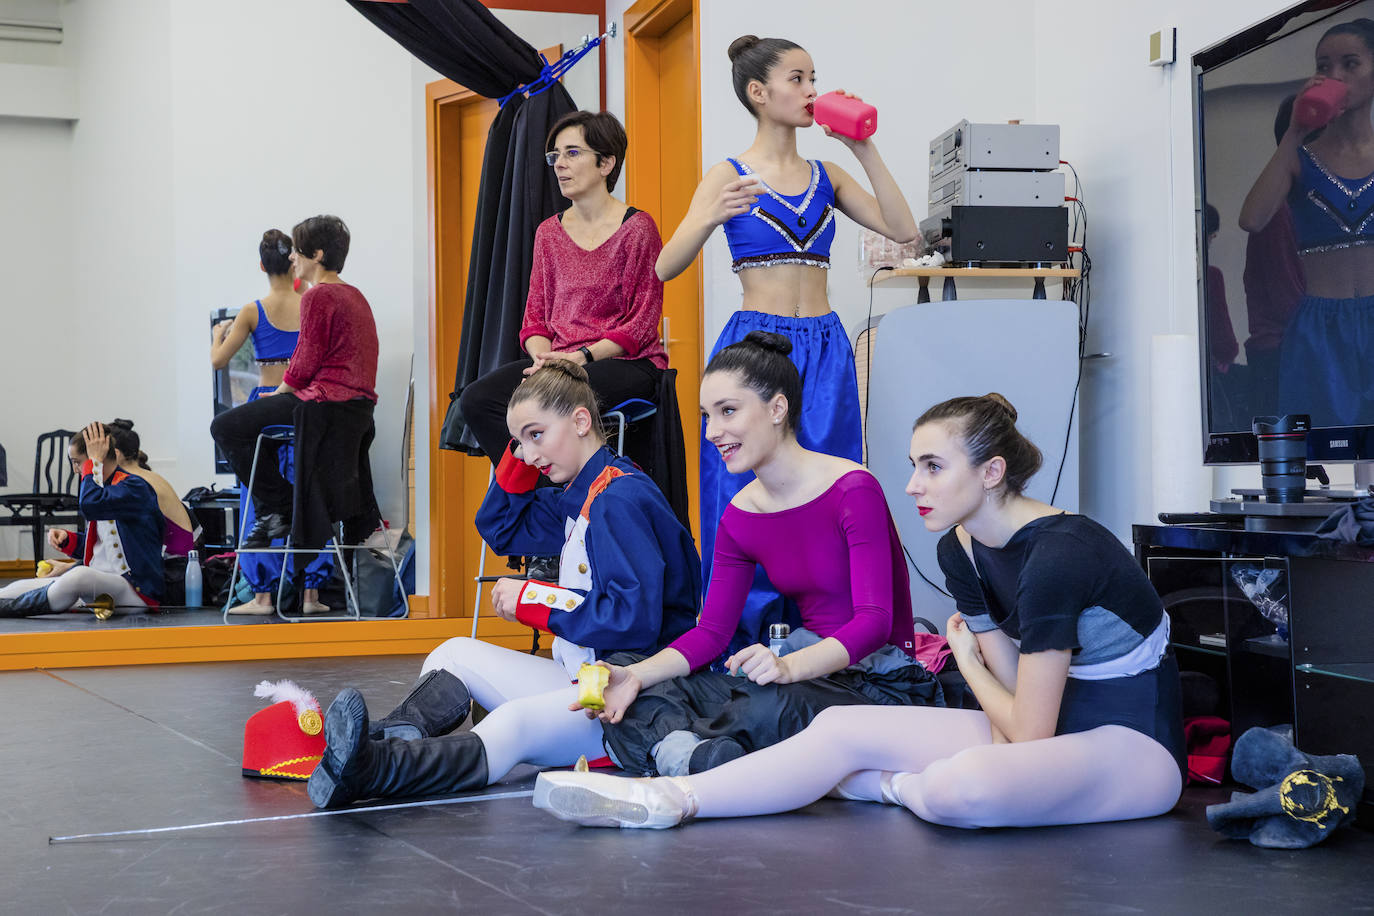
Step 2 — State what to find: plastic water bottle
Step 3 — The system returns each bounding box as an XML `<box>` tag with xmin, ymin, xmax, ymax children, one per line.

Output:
<box><xmin>769</xmin><ymin>623</ymin><xmax>791</xmax><ymax>657</ymax></box>
<box><xmin>184</xmin><ymin>549</ymin><xmax>203</xmax><ymax>608</ymax></box>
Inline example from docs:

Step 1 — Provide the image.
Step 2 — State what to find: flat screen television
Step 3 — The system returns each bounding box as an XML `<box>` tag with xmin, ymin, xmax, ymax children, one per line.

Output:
<box><xmin>1194</xmin><ymin>0</ymin><xmax>1374</xmax><ymax>481</ymax></box>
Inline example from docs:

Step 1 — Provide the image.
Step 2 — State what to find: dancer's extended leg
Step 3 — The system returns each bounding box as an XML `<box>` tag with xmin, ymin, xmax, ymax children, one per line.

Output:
<box><xmin>689</xmin><ymin>705</ymin><xmax>993</xmax><ymax>818</ymax></box>
<box><xmin>44</xmin><ymin>567</ymin><xmax>144</xmax><ymax>610</ymax></box>
<box><xmin>421</xmin><ymin>637</ymin><xmax>571</xmax><ymax>710</ymax></box>
<box><xmin>895</xmin><ymin>724</ymin><xmax>1182</xmax><ymax>828</ymax></box>
<box><xmin>472</xmin><ymin>686</ymin><xmax>607</xmax><ymax>783</ymax></box>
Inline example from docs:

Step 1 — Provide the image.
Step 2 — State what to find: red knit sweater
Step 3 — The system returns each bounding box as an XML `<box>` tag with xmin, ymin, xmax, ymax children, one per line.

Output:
<box><xmin>519</xmin><ymin>211</ymin><xmax>669</xmax><ymax>369</ymax></box>
<box><xmin>283</xmin><ymin>282</ymin><xmax>379</xmax><ymax>403</ymax></box>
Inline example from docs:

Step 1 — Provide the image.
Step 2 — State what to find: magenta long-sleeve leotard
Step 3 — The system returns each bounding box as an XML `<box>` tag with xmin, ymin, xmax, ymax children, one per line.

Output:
<box><xmin>669</xmin><ymin>470</ymin><xmax>916</xmax><ymax>669</ymax></box>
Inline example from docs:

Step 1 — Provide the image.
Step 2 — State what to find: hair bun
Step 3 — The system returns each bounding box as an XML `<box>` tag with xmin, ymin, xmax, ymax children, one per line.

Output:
<box><xmin>539</xmin><ymin>357</ymin><xmax>591</xmax><ymax>385</ymax></box>
<box><xmin>742</xmin><ymin>330</ymin><xmax>793</xmax><ymax>357</ymax></box>
<box><xmin>981</xmin><ymin>393</ymin><xmax>1018</xmax><ymax>422</ymax></box>
<box><xmin>728</xmin><ymin>35</ymin><xmax>761</xmax><ymax>62</ymax></box>
<box><xmin>108</xmin><ymin>418</ymin><xmax>135</xmax><ymax>431</ymax></box>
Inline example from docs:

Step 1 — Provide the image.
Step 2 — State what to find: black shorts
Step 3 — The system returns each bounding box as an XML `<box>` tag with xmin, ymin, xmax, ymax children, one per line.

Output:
<box><xmin>1056</xmin><ymin>650</ymin><xmax>1187</xmax><ymax>778</ymax></box>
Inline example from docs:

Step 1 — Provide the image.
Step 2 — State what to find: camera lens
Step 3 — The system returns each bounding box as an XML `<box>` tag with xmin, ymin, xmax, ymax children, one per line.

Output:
<box><xmin>1252</xmin><ymin>415</ymin><xmax>1310</xmax><ymax>503</ymax></box>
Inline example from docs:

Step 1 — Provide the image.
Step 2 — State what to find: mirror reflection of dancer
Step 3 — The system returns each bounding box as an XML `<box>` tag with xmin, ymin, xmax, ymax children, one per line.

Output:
<box><xmin>1240</xmin><ymin>96</ymin><xmax>1306</xmax><ymax>416</ymax></box>
<box><xmin>1239</xmin><ymin>19</ymin><xmax>1374</xmax><ymax>427</ymax></box>
<box><xmin>211</xmin><ymin>230</ymin><xmax>332</xmax><ymax>615</ymax></box>
<box><xmin>657</xmin><ymin>35</ymin><xmax>916</xmax><ymax>648</ymax></box>
<box><xmin>0</xmin><ymin>423</ymin><xmax>165</xmax><ymax>617</ymax></box>
<box><xmin>66</xmin><ymin>421</ymin><xmax>194</xmax><ymax>560</ymax></box>
<box><xmin>306</xmin><ymin>361</ymin><xmax>702</xmax><ymax>808</ymax></box>
<box><xmin>533</xmin><ymin>395</ymin><xmax>1186</xmax><ymax>830</ymax></box>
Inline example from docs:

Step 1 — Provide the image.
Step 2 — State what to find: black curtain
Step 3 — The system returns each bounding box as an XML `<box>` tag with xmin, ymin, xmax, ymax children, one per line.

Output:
<box><xmin>349</xmin><ymin>0</ymin><xmax>579</xmax><ymax>452</ymax></box>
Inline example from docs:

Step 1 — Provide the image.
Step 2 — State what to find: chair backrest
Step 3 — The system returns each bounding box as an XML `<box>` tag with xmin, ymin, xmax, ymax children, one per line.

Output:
<box><xmin>36</xmin><ymin>429</ymin><xmax>79</xmax><ymax>496</ymax></box>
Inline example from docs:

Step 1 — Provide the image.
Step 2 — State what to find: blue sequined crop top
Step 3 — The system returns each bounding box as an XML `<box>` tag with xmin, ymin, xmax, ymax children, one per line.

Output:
<box><xmin>720</xmin><ymin>158</ymin><xmax>837</xmax><ymax>272</ymax></box>
<box><xmin>1291</xmin><ymin>145</ymin><xmax>1374</xmax><ymax>255</ymax></box>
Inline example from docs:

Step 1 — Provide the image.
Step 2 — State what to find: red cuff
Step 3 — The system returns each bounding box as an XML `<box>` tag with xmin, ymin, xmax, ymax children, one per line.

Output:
<box><xmin>495</xmin><ymin>443</ymin><xmax>541</xmax><ymax>493</ymax></box>
<box><xmin>80</xmin><ymin>458</ymin><xmax>95</xmax><ymax>478</ymax></box>
<box><xmin>514</xmin><ymin>580</ymin><xmax>555</xmax><ymax>631</ymax></box>
<box><xmin>519</xmin><ymin>326</ymin><xmax>551</xmax><ymax>350</ymax></box>
<box><xmin>57</xmin><ymin>530</ymin><xmax>79</xmax><ymax>558</ymax></box>
<box><xmin>604</xmin><ymin>330</ymin><xmax>642</xmax><ymax>358</ymax></box>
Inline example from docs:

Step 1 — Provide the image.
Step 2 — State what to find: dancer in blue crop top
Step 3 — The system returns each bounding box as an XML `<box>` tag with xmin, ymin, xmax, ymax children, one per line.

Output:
<box><xmin>210</xmin><ymin>229</ymin><xmax>333</xmax><ymax>615</ymax></box>
<box><xmin>1240</xmin><ymin>18</ymin><xmax>1374</xmax><ymax>428</ymax></box>
<box><xmin>657</xmin><ymin>36</ymin><xmax>916</xmax><ymax>650</ymax></box>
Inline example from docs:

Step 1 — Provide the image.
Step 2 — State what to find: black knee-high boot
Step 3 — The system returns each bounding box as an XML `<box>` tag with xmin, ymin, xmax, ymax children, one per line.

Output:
<box><xmin>0</xmin><ymin>584</ymin><xmax>53</xmax><ymax>618</ymax></box>
<box><xmin>367</xmin><ymin>669</ymin><xmax>472</xmax><ymax>741</ymax></box>
<box><xmin>309</xmin><ymin>688</ymin><xmax>489</xmax><ymax>809</ymax></box>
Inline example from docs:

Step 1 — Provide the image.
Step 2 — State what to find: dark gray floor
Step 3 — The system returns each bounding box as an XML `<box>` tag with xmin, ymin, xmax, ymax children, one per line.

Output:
<box><xmin>4</xmin><ymin>656</ymin><xmax>1372</xmax><ymax>915</ymax></box>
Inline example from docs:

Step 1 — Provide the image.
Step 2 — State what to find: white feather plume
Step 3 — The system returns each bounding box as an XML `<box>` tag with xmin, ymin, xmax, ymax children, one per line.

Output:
<box><xmin>253</xmin><ymin>679</ymin><xmax>321</xmax><ymax>715</ymax></box>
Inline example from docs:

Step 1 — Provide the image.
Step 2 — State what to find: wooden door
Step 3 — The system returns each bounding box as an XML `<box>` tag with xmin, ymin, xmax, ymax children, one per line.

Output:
<box><xmin>625</xmin><ymin>0</ymin><xmax>703</xmax><ymax>544</ymax></box>
<box><xmin>423</xmin><ymin>48</ymin><xmax>561</xmax><ymax>645</ymax></box>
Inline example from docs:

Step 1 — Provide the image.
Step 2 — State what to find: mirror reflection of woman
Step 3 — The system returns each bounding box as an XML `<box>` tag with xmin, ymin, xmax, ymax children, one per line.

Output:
<box><xmin>1239</xmin><ymin>18</ymin><xmax>1374</xmax><ymax>426</ymax></box>
<box><xmin>211</xmin><ymin>229</ymin><xmax>332</xmax><ymax>616</ymax></box>
<box><xmin>657</xmin><ymin>35</ymin><xmax>916</xmax><ymax>646</ymax></box>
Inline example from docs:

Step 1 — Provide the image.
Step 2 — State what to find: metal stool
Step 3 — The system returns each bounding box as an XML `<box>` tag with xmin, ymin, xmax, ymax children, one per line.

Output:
<box><xmin>224</xmin><ymin>425</ymin><xmax>403</xmax><ymax>623</ymax></box>
<box><xmin>469</xmin><ymin>397</ymin><xmax>658</xmax><ymax>639</ymax></box>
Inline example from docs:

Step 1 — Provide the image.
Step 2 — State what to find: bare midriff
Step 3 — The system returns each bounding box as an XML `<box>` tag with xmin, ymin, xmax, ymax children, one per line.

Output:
<box><xmin>737</xmin><ymin>263</ymin><xmax>832</xmax><ymax>317</ymax></box>
<box><xmin>255</xmin><ymin>363</ymin><xmax>288</xmax><ymax>389</ymax></box>
<box><xmin>1300</xmin><ymin>246</ymin><xmax>1374</xmax><ymax>299</ymax></box>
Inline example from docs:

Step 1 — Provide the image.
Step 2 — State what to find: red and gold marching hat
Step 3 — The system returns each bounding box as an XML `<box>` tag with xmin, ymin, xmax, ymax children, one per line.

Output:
<box><xmin>242</xmin><ymin>680</ymin><xmax>325</xmax><ymax>780</ymax></box>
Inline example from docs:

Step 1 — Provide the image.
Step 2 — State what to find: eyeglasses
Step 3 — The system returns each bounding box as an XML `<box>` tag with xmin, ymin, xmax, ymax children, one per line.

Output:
<box><xmin>545</xmin><ymin>146</ymin><xmax>589</xmax><ymax>167</ymax></box>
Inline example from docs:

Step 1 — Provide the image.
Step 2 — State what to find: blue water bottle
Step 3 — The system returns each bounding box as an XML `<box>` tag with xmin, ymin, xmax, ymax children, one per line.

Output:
<box><xmin>184</xmin><ymin>549</ymin><xmax>203</xmax><ymax>608</ymax></box>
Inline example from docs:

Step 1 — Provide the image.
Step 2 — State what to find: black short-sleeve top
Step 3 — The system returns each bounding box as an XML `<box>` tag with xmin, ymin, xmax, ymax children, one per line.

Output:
<box><xmin>936</xmin><ymin>514</ymin><xmax>1167</xmax><ymax>670</ymax></box>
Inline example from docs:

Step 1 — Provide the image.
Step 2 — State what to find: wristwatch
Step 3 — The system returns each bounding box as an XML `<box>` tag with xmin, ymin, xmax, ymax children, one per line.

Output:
<box><xmin>579</xmin><ymin>346</ymin><xmax>595</xmax><ymax>364</ymax></box>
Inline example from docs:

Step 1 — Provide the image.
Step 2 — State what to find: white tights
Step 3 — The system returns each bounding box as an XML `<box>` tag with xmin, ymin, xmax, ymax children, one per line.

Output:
<box><xmin>0</xmin><ymin>568</ymin><xmax>144</xmax><ymax>612</ymax></box>
<box><xmin>685</xmin><ymin>705</ymin><xmax>1183</xmax><ymax>828</ymax></box>
<box><xmin>420</xmin><ymin>637</ymin><xmax>606</xmax><ymax>785</ymax></box>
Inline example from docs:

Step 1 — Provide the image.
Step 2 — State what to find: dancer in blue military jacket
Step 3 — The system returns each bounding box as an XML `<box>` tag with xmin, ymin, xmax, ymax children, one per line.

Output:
<box><xmin>308</xmin><ymin>360</ymin><xmax>702</xmax><ymax>807</ymax></box>
<box><xmin>0</xmin><ymin>422</ymin><xmax>164</xmax><ymax>617</ymax></box>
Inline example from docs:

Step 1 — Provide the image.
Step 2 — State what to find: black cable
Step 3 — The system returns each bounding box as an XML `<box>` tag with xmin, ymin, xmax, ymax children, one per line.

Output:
<box><xmin>863</xmin><ymin>265</ymin><xmax>895</xmax><ymax>462</ymax></box>
<box><xmin>904</xmin><ymin>541</ymin><xmax>952</xmax><ymax>599</ymax></box>
<box><xmin>1050</xmin><ymin>162</ymin><xmax>1090</xmax><ymax>504</ymax></box>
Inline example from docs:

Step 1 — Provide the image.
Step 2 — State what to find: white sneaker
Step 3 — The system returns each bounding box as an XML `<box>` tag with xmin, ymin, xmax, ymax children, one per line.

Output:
<box><xmin>533</xmin><ymin>771</ymin><xmax>696</xmax><ymax>829</ymax></box>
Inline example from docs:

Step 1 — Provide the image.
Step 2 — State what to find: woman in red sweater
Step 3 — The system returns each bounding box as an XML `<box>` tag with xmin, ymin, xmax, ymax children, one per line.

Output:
<box><xmin>457</xmin><ymin>111</ymin><xmax>668</xmax><ymax>468</ymax></box>
<box><xmin>209</xmin><ymin>214</ymin><xmax>379</xmax><ymax>547</ymax></box>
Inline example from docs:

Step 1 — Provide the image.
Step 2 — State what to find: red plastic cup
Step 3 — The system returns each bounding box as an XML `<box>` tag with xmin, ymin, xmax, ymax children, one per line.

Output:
<box><xmin>813</xmin><ymin>91</ymin><xmax>877</xmax><ymax>141</ymax></box>
<box><xmin>1293</xmin><ymin>79</ymin><xmax>1348</xmax><ymax>130</ymax></box>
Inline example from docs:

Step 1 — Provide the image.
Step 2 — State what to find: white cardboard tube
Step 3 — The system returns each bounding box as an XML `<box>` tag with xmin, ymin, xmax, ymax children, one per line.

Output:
<box><xmin>1150</xmin><ymin>334</ymin><xmax>1212</xmax><ymax>516</ymax></box>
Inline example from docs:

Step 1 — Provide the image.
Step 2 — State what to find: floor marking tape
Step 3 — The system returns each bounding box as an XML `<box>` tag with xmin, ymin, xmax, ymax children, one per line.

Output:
<box><xmin>49</xmin><ymin>789</ymin><xmax>536</xmax><ymax>843</ymax></box>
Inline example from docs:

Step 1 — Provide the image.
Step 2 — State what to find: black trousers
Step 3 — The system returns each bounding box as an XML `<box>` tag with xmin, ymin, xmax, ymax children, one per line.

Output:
<box><xmin>598</xmin><ymin>651</ymin><xmax>946</xmax><ymax>776</ymax></box>
<box><xmin>458</xmin><ymin>357</ymin><xmax>662</xmax><ymax>464</ymax></box>
<box><xmin>209</xmin><ymin>393</ymin><xmax>302</xmax><ymax>515</ymax></box>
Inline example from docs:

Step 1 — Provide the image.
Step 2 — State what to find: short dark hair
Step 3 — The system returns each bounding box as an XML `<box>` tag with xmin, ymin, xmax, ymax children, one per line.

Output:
<box><xmin>292</xmin><ymin>215</ymin><xmax>351</xmax><ymax>272</ymax></box>
<box><xmin>546</xmin><ymin>110</ymin><xmax>627</xmax><ymax>193</ymax></box>
<box><xmin>703</xmin><ymin>330</ymin><xmax>802</xmax><ymax>432</ymax></box>
<box><xmin>260</xmin><ymin>229</ymin><xmax>292</xmax><ymax>277</ymax></box>
<box><xmin>727</xmin><ymin>35</ymin><xmax>804</xmax><ymax>116</ymax></box>
<box><xmin>1205</xmin><ymin>203</ymin><xmax>1220</xmax><ymax>236</ymax></box>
